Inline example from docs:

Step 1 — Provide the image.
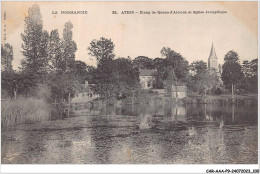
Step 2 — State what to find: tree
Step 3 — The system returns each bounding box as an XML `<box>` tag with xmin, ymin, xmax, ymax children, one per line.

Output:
<box><xmin>1</xmin><ymin>43</ymin><xmax>13</xmax><ymax>72</ymax></box>
<box><xmin>88</xmin><ymin>37</ymin><xmax>115</xmax><ymax>65</ymax></box>
<box><xmin>153</xmin><ymin>58</ymin><xmax>167</xmax><ymax>89</ymax></box>
<box><xmin>221</xmin><ymin>50</ymin><xmax>243</xmax><ymax>91</ymax></box>
<box><xmin>88</xmin><ymin>37</ymin><xmax>116</xmax><ymax>99</ymax></box>
<box><xmin>224</xmin><ymin>50</ymin><xmax>239</xmax><ymax>62</ymax></box>
<box><xmin>73</xmin><ymin>60</ymin><xmax>88</xmax><ymax>84</ymax></box>
<box><xmin>187</xmin><ymin>60</ymin><xmax>222</xmax><ymax>94</ymax></box>
<box><xmin>133</xmin><ymin>56</ymin><xmax>154</xmax><ymax>69</ymax></box>
<box><xmin>60</xmin><ymin>21</ymin><xmax>77</xmax><ymax>72</ymax></box>
<box><xmin>190</xmin><ymin>60</ymin><xmax>207</xmax><ymax>75</ymax></box>
<box><xmin>112</xmin><ymin>57</ymin><xmax>139</xmax><ymax>98</ymax></box>
<box><xmin>21</xmin><ymin>4</ymin><xmax>49</xmax><ymax>82</ymax></box>
<box><xmin>1</xmin><ymin>43</ymin><xmax>16</xmax><ymax>98</ymax></box>
<box><xmin>1</xmin><ymin>70</ymin><xmax>38</xmax><ymax>99</ymax></box>
<box><xmin>161</xmin><ymin>47</ymin><xmax>189</xmax><ymax>83</ymax></box>
<box><xmin>240</xmin><ymin>58</ymin><xmax>258</xmax><ymax>93</ymax></box>
<box><xmin>249</xmin><ymin>59</ymin><xmax>258</xmax><ymax>93</ymax></box>
<box><xmin>49</xmin><ymin>22</ymin><xmax>78</xmax><ymax>102</ymax></box>
<box><xmin>48</xmin><ymin>29</ymin><xmax>62</xmax><ymax>71</ymax></box>
<box><xmin>85</xmin><ymin>65</ymin><xmax>96</xmax><ymax>84</ymax></box>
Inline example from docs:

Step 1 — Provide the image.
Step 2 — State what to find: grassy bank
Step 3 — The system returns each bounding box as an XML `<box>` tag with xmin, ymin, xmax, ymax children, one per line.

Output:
<box><xmin>117</xmin><ymin>91</ymin><xmax>258</xmax><ymax>105</ymax></box>
<box><xmin>184</xmin><ymin>94</ymin><xmax>258</xmax><ymax>105</ymax></box>
<box><xmin>1</xmin><ymin>97</ymin><xmax>51</xmax><ymax>127</ymax></box>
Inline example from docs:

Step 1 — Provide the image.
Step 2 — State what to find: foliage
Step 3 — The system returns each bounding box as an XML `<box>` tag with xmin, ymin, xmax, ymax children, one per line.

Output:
<box><xmin>60</xmin><ymin>21</ymin><xmax>77</xmax><ymax>72</ymax></box>
<box><xmin>1</xmin><ymin>70</ymin><xmax>17</xmax><ymax>98</ymax></box>
<box><xmin>88</xmin><ymin>38</ymin><xmax>140</xmax><ymax>100</ymax></box>
<box><xmin>112</xmin><ymin>57</ymin><xmax>139</xmax><ymax>98</ymax></box>
<box><xmin>21</xmin><ymin>4</ymin><xmax>49</xmax><ymax>82</ymax></box>
<box><xmin>240</xmin><ymin>58</ymin><xmax>258</xmax><ymax>93</ymax></box>
<box><xmin>88</xmin><ymin>37</ymin><xmax>116</xmax><ymax>99</ymax></box>
<box><xmin>190</xmin><ymin>60</ymin><xmax>207</xmax><ymax>75</ymax></box>
<box><xmin>49</xmin><ymin>29</ymin><xmax>62</xmax><ymax>71</ymax></box>
<box><xmin>221</xmin><ymin>50</ymin><xmax>243</xmax><ymax>91</ymax></box>
<box><xmin>133</xmin><ymin>56</ymin><xmax>155</xmax><ymax>69</ymax></box>
<box><xmin>2</xmin><ymin>4</ymin><xmax>257</xmax><ymax>106</ymax></box>
<box><xmin>47</xmin><ymin>22</ymin><xmax>78</xmax><ymax>102</ymax></box>
<box><xmin>161</xmin><ymin>47</ymin><xmax>189</xmax><ymax>83</ymax></box>
<box><xmin>224</xmin><ymin>50</ymin><xmax>239</xmax><ymax>62</ymax></box>
<box><xmin>153</xmin><ymin>58</ymin><xmax>167</xmax><ymax>89</ymax></box>
<box><xmin>1</xmin><ymin>43</ymin><xmax>13</xmax><ymax>72</ymax></box>
<box><xmin>73</xmin><ymin>60</ymin><xmax>89</xmax><ymax>84</ymax></box>
<box><xmin>88</xmin><ymin>37</ymin><xmax>115</xmax><ymax>65</ymax></box>
<box><xmin>187</xmin><ymin>60</ymin><xmax>221</xmax><ymax>94</ymax></box>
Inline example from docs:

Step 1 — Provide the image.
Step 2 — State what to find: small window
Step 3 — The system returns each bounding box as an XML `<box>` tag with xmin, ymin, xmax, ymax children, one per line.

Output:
<box><xmin>82</xmin><ymin>93</ymin><xmax>84</xmax><ymax>97</ymax></box>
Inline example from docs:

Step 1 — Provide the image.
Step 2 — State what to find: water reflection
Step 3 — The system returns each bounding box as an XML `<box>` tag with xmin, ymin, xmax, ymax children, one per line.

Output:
<box><xmin>1</xmin><ymin>101</ymin><xmax>258</xmax><ymax>164</ymax></box>
<box><xmin>95</xmin><ymin>102</ymin><xmax>257</xmax><ymax>127</ymax></box>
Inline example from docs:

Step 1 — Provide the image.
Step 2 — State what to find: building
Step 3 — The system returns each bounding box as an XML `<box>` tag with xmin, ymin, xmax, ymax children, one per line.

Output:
<box><xmin>208</xmin><ymin>43</ymin><xmax>223</xmax><ymax>89</ymax></box>
<box><xmin>171</xmin><ymin>85</ymin><xmax>187</xmax><ymax>99</ymax></box>
<box><xmin>208</xmin><ymin>43</ymin><xmax>218</xmax><ymax>71</ymax></box>
<box><xmin>70</xmin><ymin>81</ymin><xmax>99</xmax><ymax>103</ymax></box>
<box><xmin>139</xmin><ymin>69</ymin><xmax>157</xmax><ymax>89</ymax></box>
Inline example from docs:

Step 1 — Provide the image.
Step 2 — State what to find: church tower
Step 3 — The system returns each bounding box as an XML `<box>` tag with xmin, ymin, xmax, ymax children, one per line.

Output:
<box><xmin>208</xmin><ymin>43</ymin><xmax>218</xmax><ymax>71</ymax></box>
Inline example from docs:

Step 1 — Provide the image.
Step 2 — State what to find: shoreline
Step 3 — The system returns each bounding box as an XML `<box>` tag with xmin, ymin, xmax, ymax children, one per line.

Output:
<box><xmin>115</xmin><ymin>93</ymin><xmax>258</xmax><ymax>105</ymax></box>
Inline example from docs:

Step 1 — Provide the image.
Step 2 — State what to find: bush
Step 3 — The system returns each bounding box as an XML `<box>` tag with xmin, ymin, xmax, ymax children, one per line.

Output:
<box><xmin>212</xmin><ymin>87</ymin><xmax>222</xmax><ymax>95</ymax></box>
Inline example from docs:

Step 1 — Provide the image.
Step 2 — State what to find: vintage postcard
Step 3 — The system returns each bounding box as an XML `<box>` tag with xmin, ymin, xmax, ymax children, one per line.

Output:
<box><xmin>1</xmin><ymin>0</ymin><xmax>259</xmax><ymax>172</ymax></box>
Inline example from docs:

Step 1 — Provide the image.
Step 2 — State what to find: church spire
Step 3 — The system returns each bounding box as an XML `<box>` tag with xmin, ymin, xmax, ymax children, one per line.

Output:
<box><xmin>209</xmin><ymin>42</ymin><xmax>217</xmax><ymax>60</ymax></box>
<box><xmin>208</xmin><ymin>42</ymin><xmax>218</xmax><ymax>71</ymax></box>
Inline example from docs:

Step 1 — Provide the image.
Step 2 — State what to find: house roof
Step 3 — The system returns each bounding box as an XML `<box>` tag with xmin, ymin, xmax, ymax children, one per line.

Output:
<box><xmin>139</xmin><ymin>69</ymin><xmax>157</xmax><ymax>76</ymax></box>
<box><xmin>172</xmin><ymin>85</ymin><xmax>187</xmax><ymax>92</ymax></box>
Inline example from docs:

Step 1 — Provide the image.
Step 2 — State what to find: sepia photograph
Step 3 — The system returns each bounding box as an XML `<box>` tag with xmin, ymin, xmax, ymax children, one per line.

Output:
<box><xmin>1</xmin><ymin>0</ymin><xmax>258</xmax><ymax>171</ymax></box>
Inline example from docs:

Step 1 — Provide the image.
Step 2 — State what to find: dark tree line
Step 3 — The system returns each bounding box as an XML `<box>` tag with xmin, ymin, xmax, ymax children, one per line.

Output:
<box><xmin>221</xmin><ymin>50</ymin><xmax>257</xmax><ymax>93</ymax></box>
<box><xmin>1</xmin><ymin>4</ymin><xmax>258</xmax><ymax>102</ymax></box>
<box><xmin>1</xmin><ymin>4</ymin><xmax>91</xmax><ymax>102</ymax></box>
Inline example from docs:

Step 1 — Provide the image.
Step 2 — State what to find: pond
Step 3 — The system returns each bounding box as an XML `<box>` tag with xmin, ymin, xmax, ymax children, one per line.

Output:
<box><xmin>1</xmin><ymin>101</ymin><xmax>258</xmax><ymax>164</ymax></box>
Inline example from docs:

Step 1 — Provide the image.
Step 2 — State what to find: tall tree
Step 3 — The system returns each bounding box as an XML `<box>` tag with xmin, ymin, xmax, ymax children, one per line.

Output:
<box><xmin>153</xmin><ymin>58</ymin><xmax>167</xmax><ymax>89</ymax></box>
<box><xmin>88</xmin><ymin>37</ymin><xmax>116</xmax><ymax>99</ymax></box>
<box><xmin>21</xmin><ymin>4</ymin><xmax>49</xmax><ymax>81</ymax></box>
<box><xmin>48</xmin><ymin>29</ymin><xmax>62</xmax><ymax>72</ymax></box>
<box><xmin>161</xmin><ymin>47</ymin><xmax>189</xmax><ymax>83</ymax></box>
<box><xmin>112</xmin><ymin>57</ymin><xmax>139</xmax><ymax>98</ymax></box>
<box><xmin>221</xmin><ymin>50</ymin><xmax>243</xmax><ymax>91</ymax></box>
<box><xmin>88</xmin><ymin>37</ymin><xmax>115</xmax><ymax>65</ymax></box>
<box><xmin>1</xmin><ymin>43</ymin><xmax>15</xmax><ymax>98</ymax></box>
<box><xmin>1</xmin><ymin>43</ymin><xmax>13</xmax><ymax>72</ymax></box>
<box><xmin>50</xmin><ymin>22</ymin><xmax>78</xmax><ymax>102</ymax></box>
<box><xmin>60</xmin><ymin>21</ymin><xmax>77</xmax><ymax>72</ymax></box>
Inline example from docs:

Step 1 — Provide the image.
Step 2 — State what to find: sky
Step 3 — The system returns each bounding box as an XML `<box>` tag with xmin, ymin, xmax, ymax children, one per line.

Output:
<box><xmin>1</xmin><ymin>1</ymin><xmax>258</xmax><ymax>70</ymax></box>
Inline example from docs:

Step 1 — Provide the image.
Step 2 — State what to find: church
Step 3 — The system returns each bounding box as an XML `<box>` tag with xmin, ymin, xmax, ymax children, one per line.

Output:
<box><xmin>208</xmin><ymin>43</ymin><xmax>219</xmax><ymax>72</ymax></box>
